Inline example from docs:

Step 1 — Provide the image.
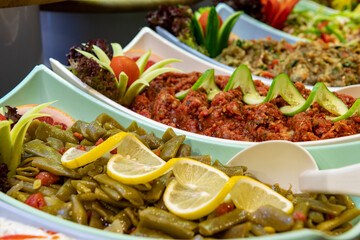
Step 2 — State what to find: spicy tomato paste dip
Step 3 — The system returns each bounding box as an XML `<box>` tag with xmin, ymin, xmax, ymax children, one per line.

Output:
<box><xmin>129</xmin><ymin>72</ymin><xmax>360</xmax><ymax>142</ymax></box>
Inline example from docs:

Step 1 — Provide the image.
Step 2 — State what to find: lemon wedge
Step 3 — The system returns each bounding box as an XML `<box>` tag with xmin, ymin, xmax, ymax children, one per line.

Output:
<box><xmin>230</xmin><ymin>176</ymin><xmax>293</xmax><ymax>213</ymax></box>
<box><xmin>61</xmin><ymin>132</ymin><xmax>128</xmax><ymax>169</ymax></box>
<box><xmin>163</xmin><ymin>158</ymin><xmax>240</xmax><ymax>220</ymax></box>
<box><xmin>107</xmin><ymin>134</ymin><xmax>177</xmax><ymax>185</ymax></box>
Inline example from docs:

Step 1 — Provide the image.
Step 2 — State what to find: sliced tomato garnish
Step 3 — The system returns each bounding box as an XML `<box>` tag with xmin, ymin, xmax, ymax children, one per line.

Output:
<box><xmin>25</xmin><ymin>193</ymin><xmax>46</xmax><ymax>209</ymax></box>
<box><xmin>35</xmin><ymin>171</ymin><xmax>60</xmax><ymax>186</ymax></box>
<box><xmin>110</xmin><ymin>56</ymin><xmax>140</xmax><ymax>87</ymax></box>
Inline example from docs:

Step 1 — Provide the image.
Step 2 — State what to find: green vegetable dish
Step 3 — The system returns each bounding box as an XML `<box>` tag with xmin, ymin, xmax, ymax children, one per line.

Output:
<box><xmin>284</xmin><ymin>8</ymin><xmax>360</xmax><ymax>45</ymax></box>
<box><xmin>0</xmin><ymin>104</ymin><xmax>360</xmax><ymax>239</ymax></box>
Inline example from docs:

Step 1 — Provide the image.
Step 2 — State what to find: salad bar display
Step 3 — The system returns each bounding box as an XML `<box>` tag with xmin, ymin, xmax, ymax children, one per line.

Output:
<box><xmin>2</xmin><ymin>0</ymin><xmax>360</xmax><ymax>239</ymax></box>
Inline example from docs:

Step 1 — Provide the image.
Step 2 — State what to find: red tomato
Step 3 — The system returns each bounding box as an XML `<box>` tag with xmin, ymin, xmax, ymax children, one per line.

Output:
<box><xmin>95</xmin><ymin>138</ymin><xmax>104</xmax><ymax>146</ymax></box>
<box><xmin>198</xmin><ymin>10</ymin><xmax>223</xmax><ymax>35</ymax></box>
<box><xmin>25</xmin><ymin>193</ymin><xmax>46</xmax><ymax>209</ymax></box>
<box><xmin>35</xmin><ymin>172</ymin><xmax>60</xmax><ymax>186</ymax></box>
<box><xmin>321</xmin><ymin>33</ymin><xmax>332</xmax><ymax>43</ymax></box>
<box><xmin>262</xmin><ymin>71</ymin><xmax>275</xmax><ymax>79</ymax></box>
<box><xmin>292</xmin><ymin>211</ymin><xmax>306</xmax><ymax>222</ymax></box>
<box><xmin>215</xmin><ymin>202</ymin><xmax>234</xmax><ymax>216</ymax></box>
<box><xmin>318</xmin><ymin>20</ymin><xmax>329</xmax><ymax>30</ymax></box>
<box><xmin>283</xmin><ymin>42</ymin><xmax>294</xmax><ymax>52</ymax></box>
<box><xmin>76</xmin><ymin>145</ymin><xmax>87</xmax><ymax>151</ymax></box>
<box><xmin>0</xmin><ymin>114</ymin><xmax>6</xmax><ymax>121</ymax></box>
<box><xmin>110</xmin><ymin>56</ymin><xmax>140</xmax><ymax>88</ymax></box>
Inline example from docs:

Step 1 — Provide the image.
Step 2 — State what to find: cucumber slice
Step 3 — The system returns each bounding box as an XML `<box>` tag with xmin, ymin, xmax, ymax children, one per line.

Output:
<box><xmin>175</xmin><ymin>69</ymin><xmax>221</xmax><ymax>101</ymax></box>
<box><xmin>315</xmin><ymin>82</ymin><xmax>348</xmax><ymax>116</ymax></box>
<box><xmin>331</xmin><ymin>98</ymin><xmax>360</xmax><ymax>122</ymax></box>
<box><xmin>224</xmin><ymin>64</ymin><xmax>265</xmax><ymax>105</ymax></box>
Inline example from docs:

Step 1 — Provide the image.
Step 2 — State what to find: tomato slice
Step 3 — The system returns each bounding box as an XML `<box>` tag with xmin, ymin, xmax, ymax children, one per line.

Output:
<box><xmin>110</xmin><ymin>56</ymin><xmax>140</xmax><ymax>88</ymax></box>
<box><xmin>25</xmin><ymin>193</ymin><xmax>46</xmax><ymax>209</ymax></box>
<box><xmin>0</xmin><ymin>114</ymin><xmax>6</xmax><ymax>121</ymax></box>
<box><xmin>35</xmin><ymin>172</ymin><xmax>60</xmax><ymax>186</ymax></box>
<box><xmin>198</xmin><ymin>10</ymin><xmax>223</xmax><ymax>35</ymax></box>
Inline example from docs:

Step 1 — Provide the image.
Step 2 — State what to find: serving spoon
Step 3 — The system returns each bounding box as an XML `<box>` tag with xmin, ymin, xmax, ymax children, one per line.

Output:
<box><xmin>226</xmin><ymin>141</ymin><xmax>360</xmax><ymax>195</ymax></box>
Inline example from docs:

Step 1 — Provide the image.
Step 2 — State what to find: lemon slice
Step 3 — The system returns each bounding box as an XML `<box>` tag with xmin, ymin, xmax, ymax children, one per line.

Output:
<box><xmin>163</xmin><ymin>158</ymin><xmax>240</xmax><ymax>220</ymax></box>
<box><xmin>107</xmin><ymin>134</ymin><xmax>178</xmax><ymax>184</ymax></box>
<box><xmin>61</xmin><ymin>132</ymin><xmax>128</xmax><ymax>169</ymax></box>
<box><xmin>230</xmin><ymin>176</ymin><xmax>293</xmax><ymax>213</ymax></box>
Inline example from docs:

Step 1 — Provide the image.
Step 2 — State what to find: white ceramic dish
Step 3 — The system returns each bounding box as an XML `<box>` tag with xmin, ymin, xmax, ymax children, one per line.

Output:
<box><xmin>216</xmin><ymin>3</ymin><xmax>303</xmax><ymax>43</ymax></box>
<box><xmin>50</xmin><ymin>27</ymin><xmax>359</xmax><ymax>150</ymax></box>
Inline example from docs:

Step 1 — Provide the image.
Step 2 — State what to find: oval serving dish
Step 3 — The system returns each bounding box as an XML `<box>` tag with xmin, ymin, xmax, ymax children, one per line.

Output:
<box><xmin>49</xmin><ymin>27</ymin><xmax>360</xmax><ymax>152</ymax></box>
<box><xmin>1</xmin><ymin>65</ymin><xmax>360</xmax><ymax>240</ymax></box>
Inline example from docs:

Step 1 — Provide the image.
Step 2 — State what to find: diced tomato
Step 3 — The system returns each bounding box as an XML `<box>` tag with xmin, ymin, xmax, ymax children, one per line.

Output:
<box><xmin>110</xmin><ymin>148</ymin><xmax>117</xmax><ymax>154</ymax></box>
<box><xmin>35</xmin><ymin>171</ymin><xmax>60</xmax><ymax>186</ymax></box>
<box><xmin>110</xmin><ymin>56</ymin><xmax>140</xmax><ymax>88</ymax></box>
<box><xmin>321</xmin><ymin>33</ymin><xmax>332</xmax><ymax>43</ymax></box>
<box><xmin>25</xmin><ymin>193</ymin><xmax>46</xmax><ymax>209</ymax></box>
<box><xmin>76</xmin><ymin>145</ymin><xmax>87</xmax><ymax>151</ymax></box>
<box><xmin>284</xmin><ymin>42</ymin><xmax>294</xmax><ymax>52</ymax></box>
<box><xmin>262</xmin><ymin>71</ymin><xmax>275</xmax><ymax>79</ymax></box>
<box><xmin>0</xmin><ymin>114</ymin><xmax>6</xmax><ymax>121</ymax></box>
<box><xmin>215</xmin><ymin>202</ymin><xmax>234</xmax><ymax>216</ymax></box>
<box><xmin>57</xmin><ymin>147</ymin><xmax>68</xmax><ymax>155</ymax></box>
<box><xmin>95</xmin><ymin>138</ymin><xmax>104</xmax><ymax>146</ymax></box>
<box><xmin>46</xmin><ymin>231</ymin><xmax>58</xmax><ymax>235</ymax></box>
<box><xmin>198</xmin><ymin>10</ymin><xmax>223</xmax><ymax>35</ymax></box>
<box><xmin>73</xmin><ymin>132</ymin><xmax>84</xmax><ymax>140</ymax></box>
<box><xmin>318</xmin><ymin>20</ymin><xmax>329</xmax><ymax>30</ymax></box>
<box><xmin>153</xmin><ymin>148</ymin><xmax>161</xmax><ymax>157</ymax></box>
<box><xmin>292</xmin><ymin>211</ymin><xmax>306</xmax><ymax>222</ymax></box>
<box><xmin>269</xmin><ymin>59</ymin><xmax>279</xmax><ymax>69</ymax></box>
<box><xmin>266</xmin><ymin>36</ymin><xmax>272</xmax><ymax>40</ymax></box>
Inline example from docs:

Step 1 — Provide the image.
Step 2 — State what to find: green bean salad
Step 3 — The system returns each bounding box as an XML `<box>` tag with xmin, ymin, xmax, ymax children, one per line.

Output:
<box><xmin>3</xmin><ymin>113</ymin><xmax>360</xmax><ymax>239</ymax></box>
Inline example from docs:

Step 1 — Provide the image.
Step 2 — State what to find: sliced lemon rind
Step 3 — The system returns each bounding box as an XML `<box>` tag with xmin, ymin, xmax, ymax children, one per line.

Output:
<box><xmin>61</xmin><ymin>132</ymin><xmax>129</xmax><ymax>169</ymax></box>
<box><xmin>107</xmin><ymin>157</ymin><xmax>179</xmax><ymax>185</ymax></box>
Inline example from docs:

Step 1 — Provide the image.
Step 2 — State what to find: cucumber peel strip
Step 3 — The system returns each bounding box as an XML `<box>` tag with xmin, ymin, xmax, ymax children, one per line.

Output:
<box><xmin>177</xmin><ymin>65</ymin><xmax>359</xmax><ymax>121</ymax></box>
<box><xmin>136</xmin><ymin>50</ymin><xmax>151</xmax><ymax>75</ymax></box>
<box><xmin>205</xmin><ymin>7</ymin><xmax>220</xmax><ymax>58</ymax></box>
<box><xmin>191</xmin><ymin>7</ymin><xmax>242</xmax><ymax>58</ymax></box>
<box><xmin>111</xmin><ymin>43</ymin><xmax>123</xmax><ymax>57</ymax></box>
<box><xmin>122</xmin><ymin>67</ymin><xmax>182</xmax><ymax>106</ymax></box>
<box><xmin>217</xmin><ymin>11</ymin><xmax>243</xmax><ymax>57</ymax></box>
<box><xmin>0</xmin><ymin>101</ymin><xmax>54</xmax><ymax>177</ymax></box>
